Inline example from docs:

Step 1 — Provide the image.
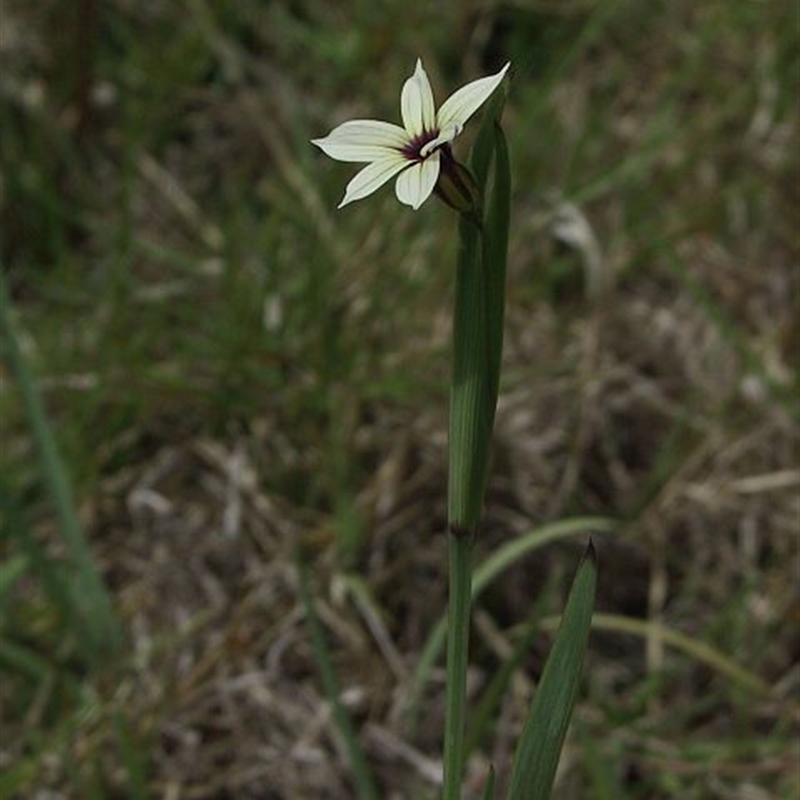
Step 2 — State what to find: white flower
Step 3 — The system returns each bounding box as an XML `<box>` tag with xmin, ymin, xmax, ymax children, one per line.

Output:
<box><xmin>312</xmin><ymin>59</ymin><xmax>510</xmax><ymax>210</ymax></box>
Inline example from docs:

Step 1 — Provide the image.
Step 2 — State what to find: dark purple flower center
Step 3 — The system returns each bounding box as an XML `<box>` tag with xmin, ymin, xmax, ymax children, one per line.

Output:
<box><xmin>402</xmin><ymin>129</ymin><xmax>440</xmax><ymax>162</ymax></box>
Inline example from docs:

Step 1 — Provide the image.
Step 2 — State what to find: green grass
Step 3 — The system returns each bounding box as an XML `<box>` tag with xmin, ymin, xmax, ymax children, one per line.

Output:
<box><xmin>1</xmin><ymin>0</ymin><xmax>797</xmax><ymax>797</ymax></box>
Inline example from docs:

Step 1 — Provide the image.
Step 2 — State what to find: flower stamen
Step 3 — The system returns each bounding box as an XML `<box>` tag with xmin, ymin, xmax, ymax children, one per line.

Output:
<box><xmin>402</xmin><ymin>130</ymin><xmax>440</xmax><ymax>162</ymax></box>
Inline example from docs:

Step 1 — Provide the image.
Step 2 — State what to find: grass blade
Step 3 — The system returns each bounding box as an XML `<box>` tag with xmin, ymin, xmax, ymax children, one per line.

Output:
<box><xmin>296</xmin><ymin>555</ymin><xmax>379</xmax><ymax>800</ymax></box>
<box><xmin>506</xmin><ymin>542</ymin><xmax>597</xmax><ymax>800</ymax></box>
<box><xmin>406</xmin><ymin>518</ymin><xmax>614</xmax><ymax>731</ymax></box>
<box><xmin>481</xmin><ymin>122</ymin><xmax>511</xmax><ymax>425</ymax></box>
<box><xmin>0</xmin><ymin>272</ymin><xmax>121</xmax><ymax>665</ymax></box>
<box><xmin>573</xmin><ymin>613</ymin><xmax>770</xmax><ymax>695</ymax></box>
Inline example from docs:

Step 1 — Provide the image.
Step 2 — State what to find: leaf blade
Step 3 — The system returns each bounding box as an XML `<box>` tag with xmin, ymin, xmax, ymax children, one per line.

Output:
<box><xmin>506</xmin><ymin>542</ymin><xmax>598</xmax><ymax>800</ymax></box>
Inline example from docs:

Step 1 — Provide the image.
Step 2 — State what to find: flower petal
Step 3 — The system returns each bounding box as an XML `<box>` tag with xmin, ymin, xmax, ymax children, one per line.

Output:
<box><xmin>338</xmin><ymin>155</ymin><xmax>410</xmax><ymax>208</ymax></box>
<box><xmin>312</xmin><ymin>120</ymin><xmax>410</xmax><ymax>162</ymax></box>
<box><xmin>400</xmin><ymin>59</ymin><xmax>436</xmax><ymax>138</ymax></box>
<box><xmin>436</xmin><ymin>62</ymin><xmax>510</xmax><ymax>133</ymax></box>
<box><xmin>394</xmin><ymin>151</ymin><xmax>440</xmax><ymax>210</ymax></box>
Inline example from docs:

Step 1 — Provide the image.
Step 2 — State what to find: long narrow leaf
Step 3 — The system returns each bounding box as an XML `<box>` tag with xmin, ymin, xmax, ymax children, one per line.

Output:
<box><xmin>448</xmin><ymin>78</ymin><xmax>509</xmax><ymax>532</ymax></box>
<box><xmin>506</xmin><ymin>542</ymin><xmax>597</xmax><ymax>800</ymax></box>
<box><xmin>0</xmin><ymin>273</ymin><xmax>121</xmax><ymax>664</ymax></box>
<box><xmin>405</xmin><ymin>518</ymin><xmax>614</xmax><ymax>731</ymax></box>
<box><xmin>0</xmin><ymin>479</ymin><xmax>76</xmax><ymax>635</ymax></box>
<box><xmin>470</xmin><ymin>88</ymin><xmax>506</xmax><ymax>192</ymax></box>
<box><xmin>482</xmin><ymin>123</ymin><xmax>511</xmax><ymax>425</ymax></box>
<box><xmin>296</xmin><ymin>556</ymin><xmax>379</xmax><ymax>800</ymax></box>
<box><xmin>571</xmin><ymin>612</ymin><xmax>769</xmax><ymax>695</ymax></box>
<box><xmin>448</xmin><ymin>211</ymin><xmax>490</xmax><ymax>530</ymax></box>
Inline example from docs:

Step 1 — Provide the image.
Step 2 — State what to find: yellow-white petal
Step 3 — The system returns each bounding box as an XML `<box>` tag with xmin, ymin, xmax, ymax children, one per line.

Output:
<box><xmin>312</xmin><ymin>120</ymin><xmax>409</xmax><ymax>162</ymax></box>
<box><xmin>400</xmin><ymin>59</ymin><xmax>436</xmax><ymax>138</ymax></box>
<box><xmin>436</xmin><ymin>62</ymin><xmax>510</xmax><ymax>134</ymax></box>
<box><xmin>394</xmin><ymin>151</ymin><xmax>441</xmax><ymax>210</ymax></box>
<box><xmin>339</xmin><ymin>156</ymin><xmax>410</xmax><ymax>208</ymax></box>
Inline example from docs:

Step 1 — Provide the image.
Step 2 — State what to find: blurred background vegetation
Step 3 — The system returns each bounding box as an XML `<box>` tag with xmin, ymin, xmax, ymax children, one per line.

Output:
<box><xmin>1</xmin><ymin>0</ymin><xmax>798</xmax><ymax>798</ymax></box>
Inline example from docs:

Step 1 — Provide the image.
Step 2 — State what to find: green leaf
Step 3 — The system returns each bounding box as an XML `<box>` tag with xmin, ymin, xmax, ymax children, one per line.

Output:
<box><xmin>447</xmin><ymin>211</ymin><xmax>489</xmax><ymax>530</ymax></box>
<box><xmin>482</xmin><ymin>123</ymin><xmax>510</xmax><ymax>426</ymax></box>
<box><xmin>447</xmin><ymin>79</ymin><xmax>511</xmax><ymax>532</ymax></box>
<box><xmin>506</xmin><ymin>542</ymin><xmax>597</xmax><ymax>800</ymax></box>
<box><xmin>0</xmin><ymin>273</ymin><xmax>122</xmax><ymax>666</ymax></box>
<box><xmin>577</xmin><ymin>612</ymin><xmax>769</xmax><ymax>695</ymax></box>
<box><xmin>470</xmin><ymin>87</ymin><xmax>507</xmax><ymax>194</ymax></box>
<box><xmin>405</xmin><ymin>518</ymin><xmax>614</xmax><ymax>731</ymax></box>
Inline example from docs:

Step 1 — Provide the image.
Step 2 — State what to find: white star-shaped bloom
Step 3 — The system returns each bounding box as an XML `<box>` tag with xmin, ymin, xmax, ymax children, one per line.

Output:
<box><xmin>312</xmin><ymin>59</ymin><xmax>510</xmax><ymax>210</ymax></box>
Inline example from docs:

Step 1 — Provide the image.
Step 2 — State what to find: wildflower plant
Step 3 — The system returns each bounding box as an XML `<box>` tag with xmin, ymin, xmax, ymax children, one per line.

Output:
<box><xmin>312</xmin><ymin>59</ymin><xmax>597</xmax><ymax>800</ymax></box>
<box><xmin>312</xmin><ymin>59</ymin><xmax>508</xmax><ymax>211</ymax></box>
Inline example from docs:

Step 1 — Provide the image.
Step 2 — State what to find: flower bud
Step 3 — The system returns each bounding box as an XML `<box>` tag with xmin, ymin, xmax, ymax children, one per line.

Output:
<box><xmin>434</xmin><ymin>146</ymin><xmax>480</xmax><ymax>217</ymax></box>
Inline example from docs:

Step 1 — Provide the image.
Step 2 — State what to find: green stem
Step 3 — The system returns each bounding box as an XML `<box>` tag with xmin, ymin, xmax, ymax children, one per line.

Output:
<box><xmin>443</xmin><ymin>97</ymin><xmax>510</xmax><ymax>800</ymax></box>
<box><xmin>442</xmin><ymin>532</ymin><xmax>474</xmax><ymax>800</ymax></box>
<box><xmin>443</xmin><ymin>213</ymin><xmax>484</xmax><ymax>800</ymax></box>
